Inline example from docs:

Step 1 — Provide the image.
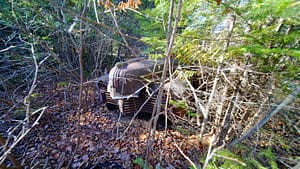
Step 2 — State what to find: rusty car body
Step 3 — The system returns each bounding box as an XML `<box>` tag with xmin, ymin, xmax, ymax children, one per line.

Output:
<box><xmin>97</xmin><ymin>57</ymin><xmax>168</xmax><ymax>115</ymax></box>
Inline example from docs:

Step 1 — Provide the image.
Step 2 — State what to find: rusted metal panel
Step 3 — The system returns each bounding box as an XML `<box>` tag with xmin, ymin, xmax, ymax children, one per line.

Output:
<box><xmin>107</xmin><ymin>58</ymin><xmax>163</xmax><ymax>100</ymax></box>
<box><xmin>102</xmin><ymin>87</ymin><xmax>166</xmax><ymax>114</ymax></box>
<box><xmin>98</xmin><ymin>57</ymin><xmax>169</xmax><ymax>115</ymax></box>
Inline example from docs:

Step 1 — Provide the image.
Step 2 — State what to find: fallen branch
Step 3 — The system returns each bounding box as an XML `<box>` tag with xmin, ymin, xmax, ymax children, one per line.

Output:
<box><xmin>174</xmin><ymin>143</ymin><xmax>197</xmax><ymax>169</ymax></box>
<box><xmin>0</xmin><ymin>107</ymin><xmax>47</xmax><ymax>165</ymax></box>
<box><xmin>228</xmin><ymin>85</ymin><xmax>300</xmax><ymax>148</ymax></box>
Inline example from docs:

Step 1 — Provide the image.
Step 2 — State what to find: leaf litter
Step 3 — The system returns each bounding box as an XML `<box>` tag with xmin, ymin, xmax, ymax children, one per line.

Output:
<box><xmin>16</xmin><ymin>82</ymin><xmax>205</xmax><ymax>168</ymax></box>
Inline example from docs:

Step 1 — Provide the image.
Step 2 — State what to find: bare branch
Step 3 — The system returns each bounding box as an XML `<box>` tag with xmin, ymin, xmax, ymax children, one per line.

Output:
<box><xmin>108</xmin><ymin>8</ymin><xmax>137</xmax><ymax>57</ymax></box>
<box><xmin>92</xmin><ymin>0</ymin><xmax>100</xmax><ymax>23</ymax></box>
<box><xmin>228</xmin><ymin>85</ymin><xmax>300</xmax><ymax>148</ymax></box>
<box><xmin>65</xmin><ymin>1</ymin><xmax>89</xmax><ymax>168</ymax></box>
<box><xmin>0</xmin><ymin>46</ymin><xmax>17</xmax><ymax>53</ymax></box>
<box><xmin>0</xmin><ymin>107</ymin><xmax>47</xmax><ymax>165</ymax></box>
<box><xmin>24</xmin><ymin>43</ymin><xmax>39</xmax><ymax>126</ymax></box>
<box><xmin>145</xmin><ymin>0</ymin><xmax>182</xmax><ymax>165</ymax></box>
<box><xmin>174</xmin><ymin>143</ymin><xmax>198</xmax><ymax>169</ymax></box>
<box><xmin>203</xmin><ymin>136</ymin><xmax>225</xmax><ymax>169</ymax></box>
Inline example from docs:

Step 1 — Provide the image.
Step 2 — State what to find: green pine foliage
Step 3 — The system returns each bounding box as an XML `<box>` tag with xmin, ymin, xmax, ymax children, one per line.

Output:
<box><xmin>1</xmin><ymin>0</ymin><xmax>298</xmax><ymax>168</ymax></box>
<box><xmin>237</xmin><ymin>0</ymin><xmax>299</xmax><ymax>92</ymax></box>
<box><xmin>136</xmin><ymin>2</ymin><xmax>299</xmax><ymax>167</ymax></box>
<box><xmin>137</xmin><ymin>0</ymin><xmax>299</xmax><ymax>83</ymax></box>
<box><xmin>245</xmin><ymin>158</ymin><xmax>268</xmax><ymax>169</ymax></box>
<box><xmin>213</xmin><ymin>149</ymin><xmax>245</xmax><ymax>169</ymax></box>
<box><xmin>203</xmin><ymin>147</ymin><xmax>280</xmax><ymax>169</ymax></box>
<box><xmin>257</xmin><ymin>148</ymin><xmax>278</xmax><ymax>169</ymax></box>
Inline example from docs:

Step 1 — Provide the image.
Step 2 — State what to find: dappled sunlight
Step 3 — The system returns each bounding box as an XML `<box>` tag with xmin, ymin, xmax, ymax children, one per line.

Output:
<box><xmin>18</xmin><ymin>83</ymin><xmax>211</xmax><ymax>168</ymax></box>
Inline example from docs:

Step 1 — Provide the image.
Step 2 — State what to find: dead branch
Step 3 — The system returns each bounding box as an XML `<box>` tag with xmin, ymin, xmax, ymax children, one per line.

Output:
<box><xmin>181</xmin><ymin>68</ymin><xmax>206</xmax><ymax>127</ymax></box>
<box><xmin>203</xmin><ymin>135</ymin><xmax>225</xmax><ymax>169</ymax></box>
<box><xmin>0</xmin><ymin>107</ymin><xmax>47</xmax><ymax>165</ymax></box>
<box><xmin>92</xmin><ymin>0</ymin><xmax>100</xmax><ymax>23</ymax></box>
<box><xmin>0</xmin><ymin>46</ymin><xmax>17</xmax><ymax>53</ymax></box>
<box><xmin>228</xmin><ymin>85</ymin><xmax>300</xmax><ymax>148</ymax></box>
<box><xmin>66</xmin><ymin>0</ymin><xmax>87</xmax><ymax>168</ymax></box>
<box><xmin>145</xmin><ymin>0</ymin><xmax>182</xmax><ymax>165</ymax></box>
<box><xmin>174</xmin><ymin>143</ymin><xmax>197</xmax><ymax>169</ymax></box>
<box><xmin>213</xmin><ymin>154</ymin><xmax>246</xmax><ymax>167</ymax></box>
<box><xmin>108</xmin><ymin>8</ymin><xmax>137</xmax><ymax>57</ymax></box>
<box><xmin>24</xmin><ymin>43</ymin><xmax>39</xmax><ymax>126</ymax></box>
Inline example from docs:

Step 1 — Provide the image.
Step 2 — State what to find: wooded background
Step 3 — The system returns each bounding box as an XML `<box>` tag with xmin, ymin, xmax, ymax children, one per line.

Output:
<box><xmin>0</xmin><ymin>0</ymin><xmax>299</xmax><ymax>168</ymax></box>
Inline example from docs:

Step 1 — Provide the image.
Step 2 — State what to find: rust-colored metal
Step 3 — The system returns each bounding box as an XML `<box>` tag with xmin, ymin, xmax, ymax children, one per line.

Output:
<box><xmin>102</xmin><ymin>85</ymin><xmax>166</xmax><ymax>115</ymax></box>
<box><xmin>98</xmin><ymin>58</ymin><xmax>167</xmax><ymax>115</ymax></box>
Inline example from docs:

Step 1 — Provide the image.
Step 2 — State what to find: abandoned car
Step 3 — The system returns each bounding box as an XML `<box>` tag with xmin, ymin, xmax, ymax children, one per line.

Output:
<box><xmin>97</xmin><ymin>57</ymin><xmax>185</xmax><ymax>115</ymax></box>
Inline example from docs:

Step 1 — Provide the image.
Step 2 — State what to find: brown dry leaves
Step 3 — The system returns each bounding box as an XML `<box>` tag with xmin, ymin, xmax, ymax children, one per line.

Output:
<box><xmin>98</xmin><ymin>0</ymin><xmax>141</xmax><ymax>11</ymax></box>
<box><xmin>17</xmin><ymin>82</ymin><xmax>206</xmax><ymax>168</ymax></box>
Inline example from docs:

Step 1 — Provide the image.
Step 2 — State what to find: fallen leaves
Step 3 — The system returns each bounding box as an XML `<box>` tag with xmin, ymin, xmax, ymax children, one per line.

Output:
<box><xmin>15</xmin><ymin>82</ymin><xmax>207</xmax><ymax>168</ymax></box>
<box><xmin>81</xmin><ymin>154</ymin><xmax>89</xmax><ymax>163</ymax></box>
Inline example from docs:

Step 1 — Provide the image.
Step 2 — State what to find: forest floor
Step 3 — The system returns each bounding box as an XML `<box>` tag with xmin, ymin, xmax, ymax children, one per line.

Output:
<box><xmin>10</xmin><ymin>79</ymin><xmax>205</xmax><ymax>169</ymax></box>
<box><xmin>1</xmin><ymin>78</ymin><xmax>299</xmax><ymax>169</ymax></box>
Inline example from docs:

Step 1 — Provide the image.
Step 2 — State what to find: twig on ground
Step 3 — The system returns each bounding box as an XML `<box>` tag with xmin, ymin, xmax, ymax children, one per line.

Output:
<box><xmin>0</xmin><ymin>107</ymin><xmax>47</xmax><ymax>165</ymax></box>
<box><xmin>228</xmin><ymin>85</ymin><xmax>300</xmax><ymax>148</ymax></box>
<box><xmin>174</xmin><ymin>143</ymin><xmax>198</xmax><ymax>169</ymax></box>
